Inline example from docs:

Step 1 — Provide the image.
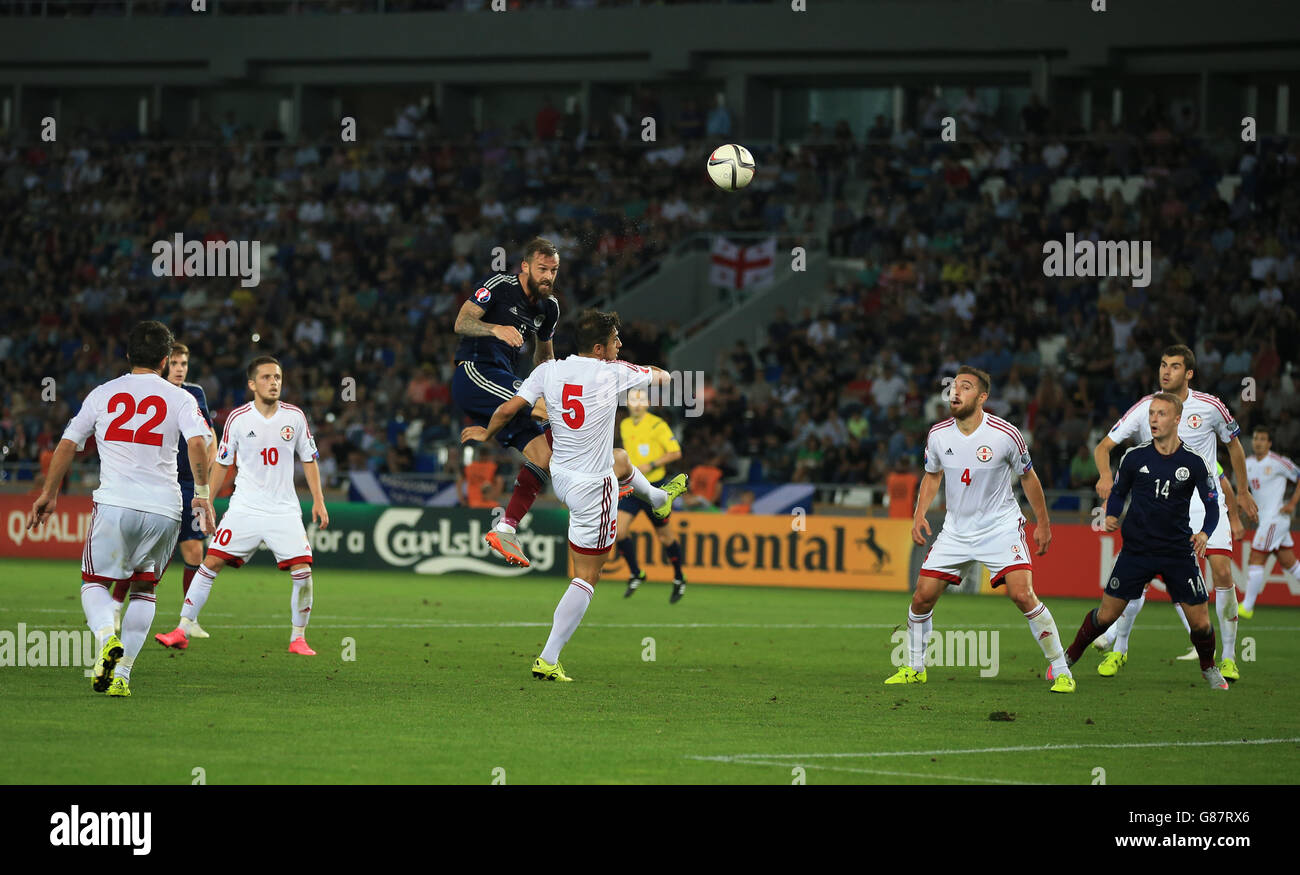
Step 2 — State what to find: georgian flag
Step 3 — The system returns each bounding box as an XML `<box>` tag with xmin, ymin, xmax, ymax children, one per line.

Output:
<box><xmin>709</xmin><ymin>236</ymin><xmax>776</xmax><ymax>291</ymax></box>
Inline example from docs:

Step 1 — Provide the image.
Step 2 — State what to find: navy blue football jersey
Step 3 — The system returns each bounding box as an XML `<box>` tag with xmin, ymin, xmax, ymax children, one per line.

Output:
<box><xmin>453</xmin><ymin>273</ymin><xmax>560</xmax><ymax>372</ymax></box>
<box><xmin>1106</xmin><ymin>440</ymin><xmax>1219</xmax><ymax>555</ymax></box>
<box><xmin>176</xmin><ymin>382</ymin><xmax>214</xmax><ymax>482</ymax></box>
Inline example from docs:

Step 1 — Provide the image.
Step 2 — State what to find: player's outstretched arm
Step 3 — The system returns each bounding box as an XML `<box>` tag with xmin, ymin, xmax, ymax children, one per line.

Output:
<box><xmin>461</xmin><ymin>396</ymin><xmax>531</xmax><ymax>445</ymax></box>
<box><xmin>1225</xmin><ymin>435</ymin><xmax>1258</xmax><ymax>522</ymax></box>
<box><xmin>1019</xmin><ymin>467</ymin><xmax>1052</xmax><ymax>555</ymax></box>
<box><xmin>454</xmin><ymin>300</ymin><xmax>523</xmax><ymax>348</ymax></box>
<box><xmin>27</xmin><ymin>438</ymin><xmax>79</xmax><ymax>530</ymax></box>
<box><xmin>302</xmin><ymin>460</ymin><xmax>329</xmax><ymax>529</ymax></box>
<box><xmin>911</xmin><ymin>470</ymin><xmax>942</xmax><ymax>545</ymax></box>
<box><xmin>1093</xmin><ymin>435</ymin><xmax>1118</xmax><ymax>501</ymax></box>
<box><xmin>1105</xmin><ymin>447</ymin><xmax>1137</xmax><ymax>521</ymax></box>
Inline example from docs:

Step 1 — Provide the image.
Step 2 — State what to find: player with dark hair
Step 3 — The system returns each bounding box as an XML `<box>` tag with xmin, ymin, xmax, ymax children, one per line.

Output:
<box><xmin>28</xmin><ymin>320</ymin><xmax>215</xmax><ymax>697</ymax></box>
<box><xmin>1092</xmin><ymin>344</ymin><xmax>1256</xmax><ymax>679</ymax></box>
<box><xmin>110</xmin><ymin>342</ymin><xmax>215</xmax><ymax>635</ymax></box>
<box><xmin>451</xmin><ymin>237</ymin><xmax>561</xmax><ymax>568</ymax></box>
<box><xmin>1061</xmin><ymin>393</ymin><xmax>1228</xmax><ymax>690</ymax></box>
<box><xmin>462</xmin><ymin>308</ymin><xmax>687</xmax><ymax>681</ymax></box>
<box><xmin>1241</xmin><ymin>425</ymin><xmax>1300</xmax><ymax>618</ymax></box>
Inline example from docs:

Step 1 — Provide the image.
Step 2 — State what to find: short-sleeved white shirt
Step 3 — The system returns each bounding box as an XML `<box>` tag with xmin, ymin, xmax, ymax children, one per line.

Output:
<box><xmin>216</xmin><ymin>401</ymin><xmax>319</xmax><ymax>516</ymax></box>
<box><xmin>61</xmin><ymin>372</ymin><xmax>212</xmax><ymax>520</ymax></box>
<box><xmin>516</xmin><ymin>356</ymin><xmax>652</xmax><ymax>476</ymax></box>
<box><xmin>924</xmin><ymin>411</ymin><xmax>1032</xmax><ymax>540</ymax></box>
<box><xmin>1246</xmin><ymin>452</ymin><xmax>1299</xmax><ymax>520</ymax></box>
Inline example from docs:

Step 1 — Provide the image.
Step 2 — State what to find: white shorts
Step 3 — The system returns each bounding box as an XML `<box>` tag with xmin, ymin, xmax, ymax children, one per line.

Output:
<box><xmin>1251</xmin><ymin>516</ymin><xmax>1294</xmax><ymax>553</ymax></box>
<box><xmin>1190</xmin><ymin>495</ymin><xmax>1233</xmax><ymax>556</ymax></box>
<box><xmin>207</xmin><ymin>510</ymin><xmax>312</xmax><ymax>570</ymax></box>
<box><xmin>81</xmin><ymin>502</ymin><xmax>180</xmax><ymax>586</ymax></box>
<box><xmin>920</xmin><ymin>518</ymin><xmax>1032</xmax><ymax>588</ymax></box>
<box><xmin>551</xmin><ymin>466</ymin><xmax>618</xmax><ymax>555</ymax></box>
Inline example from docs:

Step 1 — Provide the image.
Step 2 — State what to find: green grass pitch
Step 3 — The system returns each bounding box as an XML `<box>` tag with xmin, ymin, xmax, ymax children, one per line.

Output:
<box><xmin>1</xmin><ymin>558</ymin><xmax>1296</xmax><ymax>785</ymax></box>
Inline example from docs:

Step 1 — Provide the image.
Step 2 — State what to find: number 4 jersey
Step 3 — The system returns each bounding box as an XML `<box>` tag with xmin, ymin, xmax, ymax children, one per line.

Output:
<box><xmin>216</xmin><ymin>401</ymin><xmax>319</xmax><ymax>516</ymax></box>
<box><xmin>62</xmin><ymin>372</ymin><xmax>213</xmax><ymax>520</ymax></box>
<box><xmin>924</xmin><ymin>411</ymin><xmax>1033</xmax><ymax>540</ymax></box>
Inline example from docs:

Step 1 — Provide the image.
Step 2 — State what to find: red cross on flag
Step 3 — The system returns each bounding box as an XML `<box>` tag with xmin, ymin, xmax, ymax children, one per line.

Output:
<box><xmin>709</xmin><ymin>236</ymin><xmax>776</xmax><ymax>291</ymax></box>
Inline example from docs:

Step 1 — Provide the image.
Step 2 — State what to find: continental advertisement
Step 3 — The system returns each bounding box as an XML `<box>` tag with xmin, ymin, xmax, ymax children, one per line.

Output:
<box><xmin>589</xmin><ymin>513</ymin><xmax>914</xmax><ymax>591</ymax></box>
<box><xmin>2</xmin><ymin>494</ymin><xmax>1299</xmax><ymax>605</ymax></box>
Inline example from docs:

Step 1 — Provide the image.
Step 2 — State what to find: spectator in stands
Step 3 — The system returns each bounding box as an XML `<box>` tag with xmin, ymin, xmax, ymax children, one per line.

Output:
<box><xmin>459</xmin><ymin>451</ymin><xmax>504</xmax><ymax>509</ymax></box>
<box><xmin>886</xmin><ymin>456</ymin><xmax>919</xmax><ymax>519</ymax></box>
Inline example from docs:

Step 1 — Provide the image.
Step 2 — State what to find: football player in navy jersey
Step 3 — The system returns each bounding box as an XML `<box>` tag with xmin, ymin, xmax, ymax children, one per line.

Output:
<box><xmin>452</xmin><ymin>238</ymin><xmax>561</xmax><ymax>567</ymax></box>
<box><xmin>1058</xmin><ymin>393</ymin><xmax>1230</xmax><ymax>690</ymax></box>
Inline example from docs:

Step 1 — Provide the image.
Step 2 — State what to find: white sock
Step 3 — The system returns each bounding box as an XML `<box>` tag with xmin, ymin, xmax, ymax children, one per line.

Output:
<box><xmin>181</xmin><ymin>565</ymin><xmax>218</xmax><ymax>622</ymax></box>
<box><xmin>81</xmin><ymin>583</ymin><xmax>116</xmax><ymax>648</ymax></box>
<box><xmin>1105</xmin><ymin>593</ymin><xmax>1145</xmax><ymax>653</ymax></box>
<box><xmin>496</xmin><ymin>521</ymin><xmax>517</xmax><ymax>534</ymax></box>
<box><xmin>1026</xmin><ymin>602</ymin><xmax>1069</xmax><ymax>678</ymax></box>
<box><xmin>1173</xmin><ymin>602</ymin><xmax>1191</xmax><ymax>633</ymax></box>
<box><xmin>1243</xmin><ymin>565</ymin><xmax>1265</xmax><ymax>612</ymax></box>
<box><xmin>540</xmin><ymin>579</ymin><xmax>593</xmax><ymax>664</ymax></box>
<box><xmin>1287</xmin><ymin>560</ymin><xmax>1300</xmax><ymax>582</ymax></box>
<box><xmin>1111</xmin><ymin>593</ymin><xmax>1145</xmax><ymax>653</ymax></box>
<box><xmin>906</xmin><ymin>608</ymin><xmax>931</xmax><ymax>672</ymax></box>
<box><xmin>117</xmin><ymin>590</ymin><xmax>157</xmax><ymax>682</ymax></box>
<box><xmin>290</xmin><ymin>569</ymin><xmax>313</xmax><ymax>635</ymax></box>
<box><xmin>622</xmin><ymin>468</ymin><xmax>667</xmax><ymax>508</ymax></box>
<box><xmin>1216</xmin><ymin>587</ymin><xmax>1239</xmax><ymax>661</ymax></box>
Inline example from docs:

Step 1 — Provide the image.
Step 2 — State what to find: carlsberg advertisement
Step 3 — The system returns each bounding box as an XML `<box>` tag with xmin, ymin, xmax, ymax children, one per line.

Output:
<box><xmin>214</xmin><ymin>500</ymin><xmax>568</xmax><ymax>577</ymax></box>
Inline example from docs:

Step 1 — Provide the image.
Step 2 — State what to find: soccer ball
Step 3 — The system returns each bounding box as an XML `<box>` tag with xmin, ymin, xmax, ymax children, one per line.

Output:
<box><xmin>707</xmin><ymin>144</ymin><xmax>756</xmax><ymax>191</ymax></box>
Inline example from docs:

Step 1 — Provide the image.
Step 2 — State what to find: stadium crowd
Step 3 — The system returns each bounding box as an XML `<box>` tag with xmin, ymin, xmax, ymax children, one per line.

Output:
<box><xmin>1</xmin><ymin>89</ymin><xmax>1297</xmax><ymax>505</ymax></box>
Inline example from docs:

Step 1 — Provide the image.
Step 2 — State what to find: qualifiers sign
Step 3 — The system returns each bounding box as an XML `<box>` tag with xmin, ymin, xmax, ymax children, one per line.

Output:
<box><xmin>0</xmin><ymin>495</ymin><xmax>94</xmax><ymax>559</ymax></box>
<box><xmin>588</xmin><ymin>513</ymin><xmax>915</xmax><ymax>591</ymax></box>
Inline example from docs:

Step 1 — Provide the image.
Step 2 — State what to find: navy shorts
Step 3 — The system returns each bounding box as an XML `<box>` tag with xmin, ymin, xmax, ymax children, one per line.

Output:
<box><xmin>452</xmin><ymin>361</ymin><xmax>548</xmax><ymax>453</ymax></box>
<box><xmin>617</xmin><ymin>476</ymin><xmax>669</xmax><ymax>528</ymax></box>
<box><xmin>1105</xmin><ymin>549</ymin><xmax>1209</xmax><ymax>605</ymax></box>
<box><xmin>178</xmin><ymin>480</ymin><xmax>206</xmax><ymax>543</ymax></box>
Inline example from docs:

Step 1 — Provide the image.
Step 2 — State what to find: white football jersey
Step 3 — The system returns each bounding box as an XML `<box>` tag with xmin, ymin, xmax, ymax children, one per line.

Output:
<box><xmin>1109</xmin><ymin>389</ymin><xmax>1238</xmax><ymax>510</ymax></box>
<box><xmin>1245</xmin><ymin>452</ymin><xmax>1299</xmax><ymax>519</ymax></box>
<box><xmin>516</xmin><ymin>356</ymin><xmax>652</xmax><ymax>476</ymax></box>
<box><xmin>61</xmin><ymin>372</ymin><xmax>212</xmax><ymax>520</ymax></box>
<box><xmin>216</xmin><ymin>401</ymin><xmax>319</xmax><ymax>516</ymax></box>
<box><xmin>924</xmin><ymin>411</ymin><xmax>1032</xmax><ymax>539</ymax></box>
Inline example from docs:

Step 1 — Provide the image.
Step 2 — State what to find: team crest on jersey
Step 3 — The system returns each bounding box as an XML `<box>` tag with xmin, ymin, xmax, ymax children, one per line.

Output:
<box><xmin>1187</xmin><ymin>414</ymin><xmax>1202</xmax><ymax>428</ymax></box>
<box><xmin>474</xmin><ymin>287</ymin><xmax>491</xmax><ymax>304</ymax></box>
<box><xmin>533</xmin><ymin>315</ymin><xmax>544</xmax><ymax>328</ymax></box>
<box><xmin>976</xmin><ymin>445</ymin><xmax>994</xmax><ymax>462</ymax></box>
<box><xmin>281</xmin><ymin>426</ymin><xmax>295</xmax><ymax>441</ymax></box>
<box><xmin>220</xmin><ymin>446</ymin><xmax>229</xmax><ymax>460</ymax></box>
<box><xmin>512</xmin><ymin>379</ymin><xmax>523</xmax><ymax>391</ymax></box>
<box><xmin>1175</xmin><ymin>466</ymin><xmax>1190</xmax><ymax>481</ymax></box>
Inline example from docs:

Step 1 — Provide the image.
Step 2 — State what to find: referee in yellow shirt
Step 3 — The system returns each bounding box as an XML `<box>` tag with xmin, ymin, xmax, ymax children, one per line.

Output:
<box><xmin>617</xmin><ymin>388</ymin><xmax>687</xmax><ymax>602</ymax></box>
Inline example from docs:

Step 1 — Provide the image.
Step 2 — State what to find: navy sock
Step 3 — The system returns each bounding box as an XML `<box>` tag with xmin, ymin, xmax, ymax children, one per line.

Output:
<box><xmin>617</xmin><ymin>539</ymin><xmax>641</xmax><ymax>576</ymax></box>
<box><xmin>665</xmin><ymin>542</ymin><xmax>683</xmax><ymax>577</ymax></box>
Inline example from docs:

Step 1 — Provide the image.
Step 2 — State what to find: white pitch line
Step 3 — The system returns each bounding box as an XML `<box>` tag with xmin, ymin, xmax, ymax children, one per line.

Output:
<box><xmin>688</xmin><ymin>737</ymin><xmax>1300</xmax><ymax>763</ymax></box>
<box><xmin>3</xmin><ymin>609</ymin><xmax>1299</xmax><ymax>632</ymax></box>
<box><xmin>710</xmin><ymin>758</ymin><xmax>1036</xmax><ymax>785</ymax></box>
